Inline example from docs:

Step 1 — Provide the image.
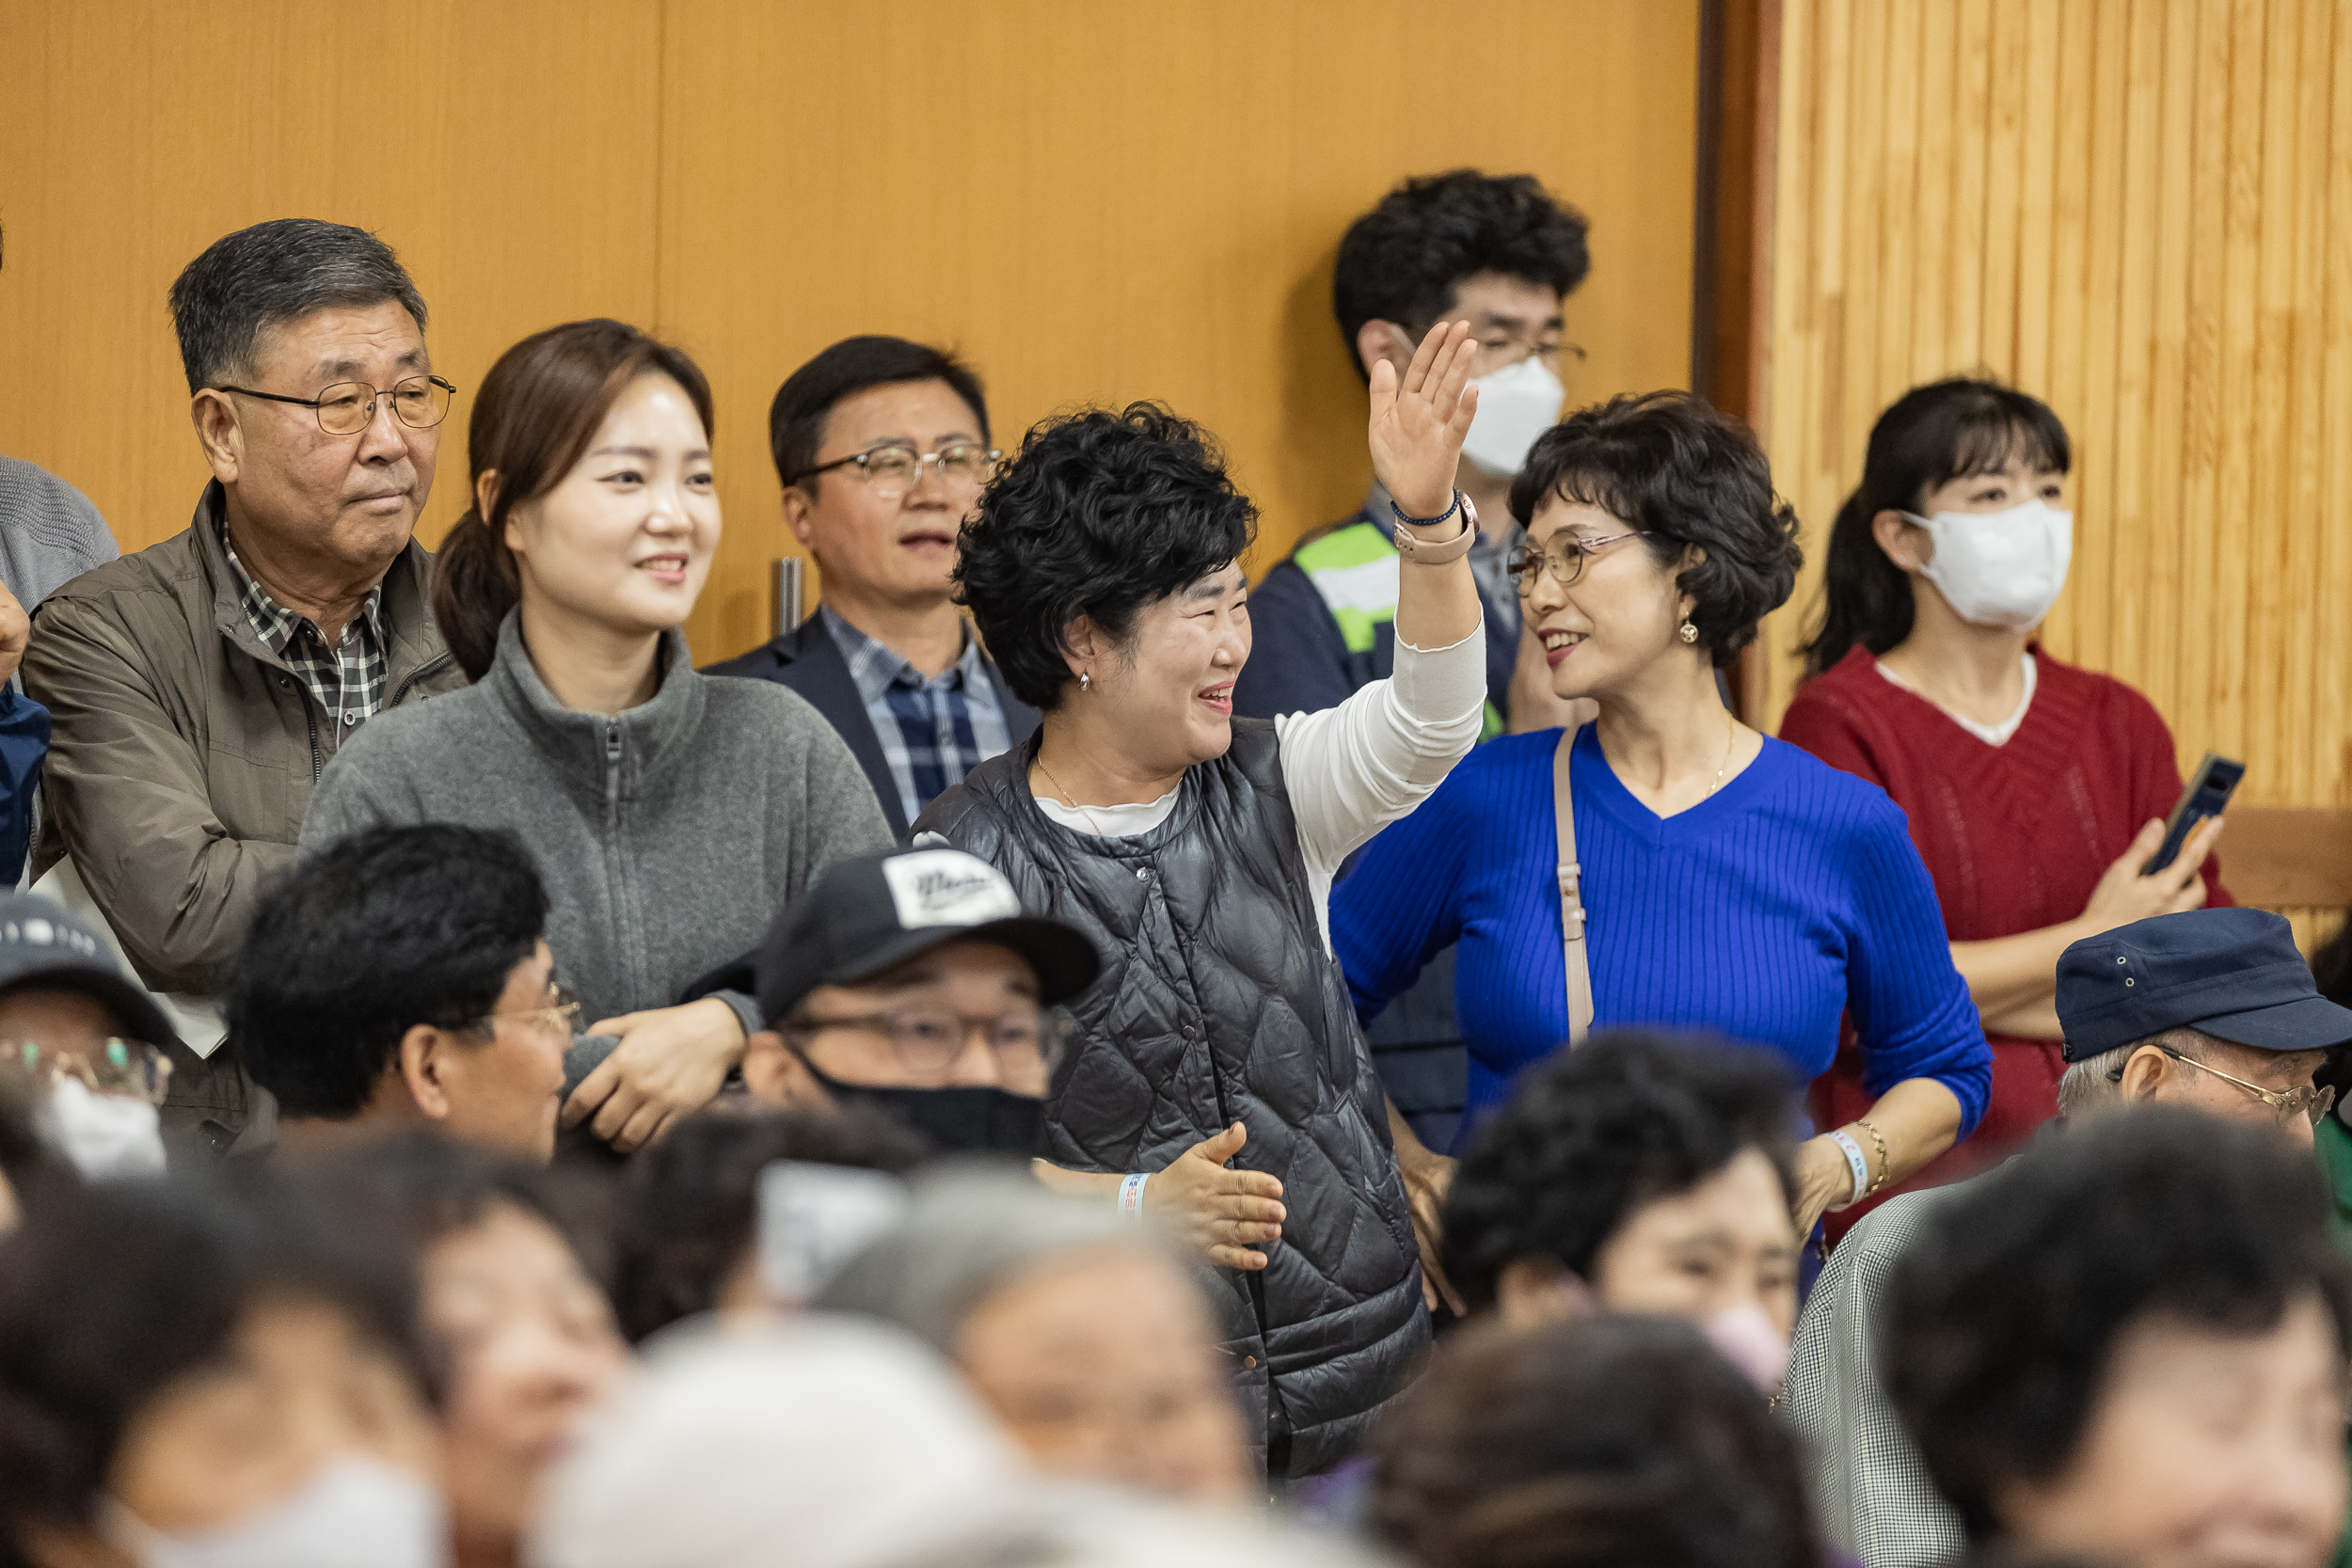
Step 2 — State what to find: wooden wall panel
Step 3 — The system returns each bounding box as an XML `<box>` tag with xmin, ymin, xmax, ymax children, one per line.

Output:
<box><xmin>1759</xmin><ymin>0</ymin><xmax>2352</xmax><ymax>837</ymax></box>
<box><xmin>0</xmin><ymin>1</ymin><xmax>664</xmax><ymax>553</ymax></box>
<box><xmin>0</xmin><ymin>0</ymin><xmax>1704</xmax><ymax>666</ymax></box>
<box><xmin>655</xmin><ymin>0</ymin><xmax>1704</xmax><ymax>658</ymax></box>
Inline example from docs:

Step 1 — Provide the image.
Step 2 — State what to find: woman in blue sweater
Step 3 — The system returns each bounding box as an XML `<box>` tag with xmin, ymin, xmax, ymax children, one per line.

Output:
<box><xmin>1330</xmin><ymin>392</ymin><xmax>1991</xmax><ymax>1240</ymax></box>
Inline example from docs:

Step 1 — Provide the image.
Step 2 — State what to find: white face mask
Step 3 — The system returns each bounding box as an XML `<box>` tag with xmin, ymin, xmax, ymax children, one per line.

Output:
<box><xmin>37</xmin><ymin>1075</ymin><xmax>166</xmax><ymax>1180</ymax></box>
<box><xmin>1457</xmin><ymin>354</ymin><xmax>1565</xmax><ymax>478</ymax></box>
<box><xmin>106</xmin><ymin>1455</ymin><xmax>447</xmax><ymax>1568</ymax></box>
<box><xmin>1701</xmin><ymin>1304</ymin><xmax>1791</xmax><ymax>1395</ymax></box>
<box><xmin>1902</xmin><ymin>498</ymin><xmax>2074</xmax><ymax>630</ymax></box>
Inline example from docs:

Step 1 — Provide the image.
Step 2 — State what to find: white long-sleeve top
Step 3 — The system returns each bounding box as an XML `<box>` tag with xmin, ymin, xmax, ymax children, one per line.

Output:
<box><xmin>1031</xmin><ymin>622</ymin><xmax>1488</xmax><ymax>951</ymax></box>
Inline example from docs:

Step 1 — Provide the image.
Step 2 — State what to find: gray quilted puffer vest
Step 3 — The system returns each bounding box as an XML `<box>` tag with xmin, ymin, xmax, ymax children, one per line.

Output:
<box><xmin>915</xmin><ymin>720</ymin><xmax>1430</xmax><ymax>1477</ymax></box>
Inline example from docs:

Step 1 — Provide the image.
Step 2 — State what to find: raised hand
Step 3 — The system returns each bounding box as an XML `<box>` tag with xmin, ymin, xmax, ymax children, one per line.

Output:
<box><xmin>1368</xmin><ymin>320</ymin><xmax>1481</xmax><ymax>520</ymax></box>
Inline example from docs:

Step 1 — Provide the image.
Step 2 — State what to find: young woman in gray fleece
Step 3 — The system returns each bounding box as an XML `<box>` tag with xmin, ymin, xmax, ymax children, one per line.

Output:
<box><xmin>301</xmin><ymin>321</ymin><xmax>891</xmax><ymax>1151</ymax></box>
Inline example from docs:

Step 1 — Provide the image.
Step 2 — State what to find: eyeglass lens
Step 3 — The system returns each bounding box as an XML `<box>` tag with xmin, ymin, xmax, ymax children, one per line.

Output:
<box><xmin>314</xmin><ymin>377</ymin><xmax>452</xmax><ymax>436</ymax></box>
<box><xmin>1508</xmin><ymin>542</ymin><xmax>1587</xmax><ymax>597</ymax></box>
<box><xmin>861</xmin><ymin>445</ymin><xmax>993</xmax><ymax>499</ymax></box>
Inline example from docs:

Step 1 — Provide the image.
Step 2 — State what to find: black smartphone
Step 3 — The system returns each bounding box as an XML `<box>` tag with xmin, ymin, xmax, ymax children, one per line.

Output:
<box><xmin>2142</xmin><ymin>752</ymin><xmax>2244</xmax><ymax>875</ymax></box>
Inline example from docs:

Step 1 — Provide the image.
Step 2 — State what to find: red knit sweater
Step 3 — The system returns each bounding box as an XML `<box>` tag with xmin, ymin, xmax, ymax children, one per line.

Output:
<box><xmin>1780</xmin><ymin>645</ymin><xmax>2230</xmax><ymax>1239</ymax></box>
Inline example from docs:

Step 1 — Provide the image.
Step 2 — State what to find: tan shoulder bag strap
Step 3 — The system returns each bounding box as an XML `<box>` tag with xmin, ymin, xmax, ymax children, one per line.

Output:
<box><xmin>1553</xmin><ymin>727</ymin><xmax>1596</xmax><ymax>1047</ymax></box>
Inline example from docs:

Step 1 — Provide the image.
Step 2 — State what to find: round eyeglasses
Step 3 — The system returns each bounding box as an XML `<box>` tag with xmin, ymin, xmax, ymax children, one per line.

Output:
<box><xmin>790</xmin><ymin>442</ymin><xmax>1000</xmax><ymax>500</ymax></box>
<box><xmin>2109</xmin><ymin>1042</ymin><xmax>2339</xmax><ymax>1126</ymax></box>
<box><xmin>215</xmin><ymin>375</ymin><xmax>457</xmax><ymax>436</ymax></box>
<box><xmin>1</xmin><ymin>1037</ymin><xmax>173</xmax><ymax>1105</ymax></box>
<box><xmin>1505</xmin><ymin>530</ymin><xmax>1649</xmax><ymax>596</ymax></box>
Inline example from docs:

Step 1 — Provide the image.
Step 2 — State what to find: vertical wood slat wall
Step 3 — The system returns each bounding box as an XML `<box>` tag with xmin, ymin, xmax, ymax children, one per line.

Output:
<box><xmin>0</xmin><ymin>0</ymin><xmax>1702</xmax><ymax>666</ymax></box>
<box><xmin>1758</xmin><ymin>0</ymin><xmax>2352</xmax><ymax>944</ymax></box>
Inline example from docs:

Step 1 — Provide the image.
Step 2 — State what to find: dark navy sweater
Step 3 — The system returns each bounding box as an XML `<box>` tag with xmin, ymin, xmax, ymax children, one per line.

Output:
<box><xmin>1330</xmin><ymin>723</ymin><xmax>1993</xmax><ymax>1148</ymax></box>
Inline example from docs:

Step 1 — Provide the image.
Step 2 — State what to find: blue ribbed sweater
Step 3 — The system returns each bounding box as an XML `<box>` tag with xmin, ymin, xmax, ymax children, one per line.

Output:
<box><xmin>1330</xmin><ymin>724</ymin><xmax>1992</xmax><ymax>1148</ymax></box>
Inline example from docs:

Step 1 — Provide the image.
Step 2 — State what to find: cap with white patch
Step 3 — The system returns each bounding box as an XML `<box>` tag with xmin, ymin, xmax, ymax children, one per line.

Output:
<box><xmin>755</xmin><ymin>848</ymin><xmax>1102</xmax><ymax>1026</ymax></box>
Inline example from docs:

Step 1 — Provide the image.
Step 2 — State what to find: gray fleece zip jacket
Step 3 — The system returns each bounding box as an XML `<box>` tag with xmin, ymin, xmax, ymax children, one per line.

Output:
<box><xmin>299</xmin><ymin>613</ymin><xmax>892</xmax><ymax>1032</ymax></box>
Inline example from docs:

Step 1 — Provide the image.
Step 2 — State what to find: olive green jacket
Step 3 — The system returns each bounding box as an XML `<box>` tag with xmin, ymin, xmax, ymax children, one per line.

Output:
<box><xmin>23</xmin><ymin>483</ymin><xmax>466</xmax><ymax>995</ymax></box>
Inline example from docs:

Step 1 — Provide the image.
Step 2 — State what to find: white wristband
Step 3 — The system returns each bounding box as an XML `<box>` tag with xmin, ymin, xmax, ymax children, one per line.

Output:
<box><xmin>1827</xmin><ymin>1131</ymin><xmax>1869</xmax><ymax>1207</ymax></box>
<box><xmin>1117</xmin><ymin>1173</ymin><xmax>1149</xmax><ymax>1219</ymax></box>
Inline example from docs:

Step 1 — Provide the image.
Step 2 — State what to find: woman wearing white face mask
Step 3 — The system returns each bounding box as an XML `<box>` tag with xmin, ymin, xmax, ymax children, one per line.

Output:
<box><xmin>0</xmin><ymin>1173</ymin><xmax>445</xmax><ymax>1568</ymax></box>
<box><xmin>302</xmin><ymin>321</ymin><xmax>891</xmax><ymax>1156</ymax></box>
<box><xmin>1331</xmin><ymin>391</ymin><xmax>1993</xmax><ymax>1251</ymax></box>
<box><xmin>1785</xmin><ymin>379</ymin><xmax>2227</xmax><ymax>1242</ymax></box>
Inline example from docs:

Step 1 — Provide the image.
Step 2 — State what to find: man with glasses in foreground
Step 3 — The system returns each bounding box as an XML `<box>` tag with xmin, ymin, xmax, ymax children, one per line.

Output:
<box><xmin>23</xmin><ymin>218</ymin><xmax>469</xmax><ymax>1161</ymax></box>
<box><xmin>739</xmin><ymin>847</ymin><xmax>1293</xmax><ymax>1270</ymax></box>
<box><xmin>707</xmin><ymin>338</ymin><xmax>1036</xmax><ymax>840</ymax></box>
<box><xmin>226</xmin><ymin>825</ymin><xmax>571</xmax><ymax>1164</ymax></box>
<box><xmin>1788</xmin><ymin>904</ymin><xmax>2352</xmax><ymax>1568</ymax></box>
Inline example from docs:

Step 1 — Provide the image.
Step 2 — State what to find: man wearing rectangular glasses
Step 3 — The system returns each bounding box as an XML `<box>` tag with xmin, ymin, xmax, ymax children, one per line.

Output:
<box><xmin>1788</xmin><ymin>905</ymin><xmax>2352</xmax><ymax>1568</ymax></box>
<box><xmin>21</xmin><ymin>218</ymin><xmax>469</xmax><ymax>1162</ymax></box>
<box><xmin>707</xmin><ymin>337</ymin><xmax>1037</xmax><ymax>840</ymax></box>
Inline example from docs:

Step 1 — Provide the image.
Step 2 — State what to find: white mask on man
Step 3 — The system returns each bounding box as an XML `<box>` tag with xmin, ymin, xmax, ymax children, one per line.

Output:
<box><xmin>37</xmin><ymin>1075</ymin><xmax>166</xmax><ymax>1180</ymax></box>
<box><xmin>105</xmin><ymin>1455</ymin><xmax>447</xmax><ymax>1568</ymax></box>
<box><xmin>1902</xmin><ymin>498</ymin><xmax>2074</xmax><ymax>630</ymax></box>
<box><xmin>1458</xmin><ymin>354</ymin><xmax>1565</xmax><ymax>477</ymax></box>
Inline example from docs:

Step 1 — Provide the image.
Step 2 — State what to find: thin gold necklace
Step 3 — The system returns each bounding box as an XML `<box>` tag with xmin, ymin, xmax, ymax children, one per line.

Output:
<box><xmin>1034</xmin><ymin>754</ymin><xmax>1115</xmax><ymax>837</ymax></box>
<box><xmin>1708</xmin><ymin>710</ymin><xmax>1740</xmax><ymax>797</ymax></box>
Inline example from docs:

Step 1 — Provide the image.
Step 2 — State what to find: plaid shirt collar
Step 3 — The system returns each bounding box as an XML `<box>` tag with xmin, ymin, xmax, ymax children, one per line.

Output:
<box><xmin>218</xmin><ymin>516</ymin><xmax>388</xmax><ymax>725</ymax></box>
<box><xmin>822</xmin><ymin>604</ymin><xmax>988</xmax><ymax>700</ymax></box>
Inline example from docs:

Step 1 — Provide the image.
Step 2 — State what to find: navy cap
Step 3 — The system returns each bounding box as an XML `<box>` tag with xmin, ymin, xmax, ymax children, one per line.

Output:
<box><xmin>0</xmin><ymin>891</ymin><xmax>178</xmax><ymax>1051</ymax></box>
<box><xmin>755</xmin><ymin>847</ymin><xmax>1101</xmax><ymax>1027</ymax></box>
<box><xmin>2057</xmin><ymin>907</ymin><xmax>2352</xmax><ymax>1061</ymax></box>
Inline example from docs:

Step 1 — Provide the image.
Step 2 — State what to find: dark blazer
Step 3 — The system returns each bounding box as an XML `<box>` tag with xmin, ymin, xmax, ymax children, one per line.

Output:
<box><xmin>702</xmin><ymin>610</ymin><xmax>1041</xmax><ymax>840</ymax></box>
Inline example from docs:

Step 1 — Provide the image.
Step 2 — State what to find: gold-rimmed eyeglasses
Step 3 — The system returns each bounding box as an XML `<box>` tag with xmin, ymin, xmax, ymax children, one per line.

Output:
<box><xmin>790</xmin><ymin>442</ymin><xmax>1000</xmax><ymax>500</ymax></box>
<box><xmin>481</xmin><ymin>984</ymin><xmax>583</xmax><ymax>1038</ymax></box>
<box><xmin>0</xmin><ymin>1037</ymin><xmax>173</xmax><ymax>1105</ymax></box>
<box><xmin>215</xmin><ymin>375</ymin><xmax>457</xmax><ymax>436</ymax></box>
<box><xmin>2108</xmin><ymin>1041</ymin><xmax>2337</xmax><ymax>1126</ymax></box>
<box><xmin>1505</xmin><ymin>531</ymin><xmax>1650</xmax><ymax>596</ymax></box>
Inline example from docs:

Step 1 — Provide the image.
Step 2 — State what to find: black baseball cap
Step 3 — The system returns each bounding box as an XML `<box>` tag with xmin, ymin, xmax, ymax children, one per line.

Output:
<box><xmin>0</xmin><ymin>891</ymin><xmax>178</xmax><ymax>1051</ymax></box>
<box><xmin>2057</xmin><ymin>907</ymin><xmax>2352</xmax><ymax>1060</ymax></box>
<box><xmin>755</xmin><ymin>848</ymin><xmax>1101</xmax><ymax>1027</ymax></box>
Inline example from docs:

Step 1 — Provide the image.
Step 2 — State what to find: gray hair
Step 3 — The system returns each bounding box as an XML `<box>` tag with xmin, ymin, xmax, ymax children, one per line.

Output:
<box><xmin>817</xmin><ymin>1164</ymin><xmax>1185</xmax><ymax>1354</ymax></box>
<box><xmin>167</xmin><ymin>219</ymin><xmax>426</xmax><ymax>393</ymax></box>
<box><xmin>2055</xmin><ymin>1027</ymin><xmax>2213</xmax><ymax>1118</ymax></box>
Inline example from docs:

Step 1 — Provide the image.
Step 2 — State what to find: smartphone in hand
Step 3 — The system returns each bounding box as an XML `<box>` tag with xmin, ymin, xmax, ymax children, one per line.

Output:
<box><xmin>2143</xmin><ymin>752</ymin><xmax>2244</xmax><ymax>875</ymax></box>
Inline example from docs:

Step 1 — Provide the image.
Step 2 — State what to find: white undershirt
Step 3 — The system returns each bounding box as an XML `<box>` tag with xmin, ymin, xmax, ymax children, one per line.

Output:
<box><xmin>1875</xmin><ymin>652</ymin><xmax>2038</xmax><ymax>746</ymax></box>
<box><xmin>1028</xmin><ymin>624</ymin><xmax>1488</xmax><ymax>952</ymax></box>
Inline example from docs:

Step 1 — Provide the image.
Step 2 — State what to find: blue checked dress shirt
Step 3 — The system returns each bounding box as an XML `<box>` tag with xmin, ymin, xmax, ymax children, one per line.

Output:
<box><xmin>820</xmin><ymin>605</ymin><xmax>1013</xmax><ymax>829</ymax></box>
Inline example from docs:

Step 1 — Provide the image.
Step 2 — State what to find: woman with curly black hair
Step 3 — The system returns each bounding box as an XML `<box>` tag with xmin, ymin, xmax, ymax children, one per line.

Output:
<box><xmin>1440</xmin><ymin>1030</ymin><xmax>1800</xmax><ymax>1387</ymax></box>
<box><xmin>916</xmin><ymin>323</ymin><xmax>1492</xmax><ymax>1481</ymax></box>
<box><xmin>1331</xmin><ymin>391</ymin><xmax>1992</xmax><ymax>1245</ymax></box>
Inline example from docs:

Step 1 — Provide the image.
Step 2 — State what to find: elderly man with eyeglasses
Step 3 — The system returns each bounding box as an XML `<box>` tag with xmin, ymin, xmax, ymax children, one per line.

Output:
<box><xmin>1786</xmin><ymin>904</ymin><xmax>2352</xmax><ymax>1568</ymax></box>
<box><xmin>22</xmin><ymin>219</ymin><xmax>469</xmax><ymax>1162</ymax></box>
<box><xmin>705</xmin><ymin>337</ymin><xmax>1037</xmax><ymax>841</ymax></box>
<box><xmin>226</xmin><ymin>824</ymin><xmax>572</xmax><ymax>1164</ymax></box>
